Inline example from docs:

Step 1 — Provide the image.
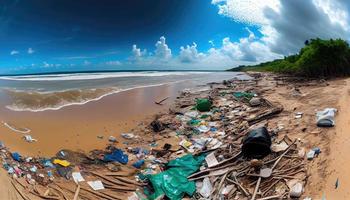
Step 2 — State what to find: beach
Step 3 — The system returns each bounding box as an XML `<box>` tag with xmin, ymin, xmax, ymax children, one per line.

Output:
<box><xmin>0</xmin><ymin>71</ymin><xmax>243</xmax><ymax>156</ymax></box>
<box><xmin>0</xmin><ymin>71</ymin><xmax>349</xmax><ymax>199</ymax></box>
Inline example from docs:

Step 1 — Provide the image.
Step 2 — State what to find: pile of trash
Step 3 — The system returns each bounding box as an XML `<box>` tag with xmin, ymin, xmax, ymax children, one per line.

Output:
<box><xmin>0</xmin><ymin>73</ymin><xmax>336</xmax><ymax>200</ymax></box>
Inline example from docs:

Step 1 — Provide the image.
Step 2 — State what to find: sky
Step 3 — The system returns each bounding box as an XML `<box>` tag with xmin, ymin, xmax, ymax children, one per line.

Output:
<box><xmin>0</xmin><ymin>0</ymin><xmax>350</xmax><ymax>74</ymax></box>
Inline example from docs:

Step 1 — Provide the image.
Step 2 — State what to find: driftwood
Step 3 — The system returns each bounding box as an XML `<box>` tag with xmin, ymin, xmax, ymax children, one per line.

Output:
<box><xmin>155</xmin><ymin>97</ymin><xmax>169</xmax><ymax>105</ymax></box>
<box><xmin>73</xmin><ymin>184</ymin><xmax>80</xmax><ymax>200</ymax></box>
<box><xmin>247</xmin><ymin>106</ymin><xmax>283</xmax><ymax>125</ymax></box>
<box><xmin>11</xmin><ymin>180</ymin><xmax>30</xmax><ymax>200</ymax></box>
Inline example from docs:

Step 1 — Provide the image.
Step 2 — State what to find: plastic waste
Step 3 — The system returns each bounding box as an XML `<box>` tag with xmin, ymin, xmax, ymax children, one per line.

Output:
<box><xmin>121</xmin><ymin>133</ymin><xmax>136</xmax><ymax>139</ymax></box>
<box><xmin>104</xmin><ymin>149</ymin><xmax>128</xmax><ymax>164</ymax></box>
<box><xmin>249</xmin><ymin>97</ymin><xmax>261</xmax><ymax>106</ymax></box>
<box><xmin>242</xmin><ymin>127</ymin><xmax>271</xmax><ymax>159</ymax></box>
<box><xmin>197</xmin><ymin>125</ymin><xmax>210</xmax><ymax>133</ymax></box>
<box><xmin>145</xmin><ymin>154</ymin><xmax>205</xmax><ymax>200</ymax></box>
<box><xmin>306</xmin><ymin>150</ymin><xmax>315</xmax><ymax>160</ymax></box>
<box><xmin>150</xmin><ymin>120</ymin><xmax>165</xmax><ymax>132</ymax></box>
<box><xmin>233</xmin><ymin>92</ymin><xmax>255</xmax><ymax>100</ymax></box>
<box><xmin>53</xmin><ymin>159</ymin><xmax>71</xmax><ymax>167</ymax></box>
<box><xmin>57</xmin><ymin>166</ymin><xmax>72</xmax><ymax>179</ymax></box>
<box><xmin>316</xmin><ymin>108</ymin><xmax>337</xmax><ymax>127</ymax></box>
<box><xmin>12</xmin><ymin>152</ymin><xmax>21</xmax><ymax>162</ymax></box>
<box><xmin>23</xmin><ymin>135</ymin><xmax>37</xmax><ymax>142</ymax></box>
<box><xmin>108</xmin><ymin>136</ymin><xmax>117</xmax><ymax>142</ymax></box>
<box><xmin>72</xmin><ymin>172</ymin><xmax>85</xmax><ymax>183</ymax></box>
<box><xmin>200</xmin><ymin>177</ymin><xmax>213</xmax><ymax>198</ymax></box>
<box><xmin>87</xmin><ymin>180</ymin><xmax>105</xmax><ymax>190</ymax></box>
<box><xmin>185</xmin><ymin>111</ymin><xmax>199</xmax><ymax>118</ymax></box>
<box><xmin>132</xmin><ymin>159</ymin><xmax>145</xmax><ymax>169</ymax></box>
<box><xmin>288</xmin><ymin>179</ymin><xmax>304</xmax><ymax>198</ymax></box>
<box><xmin>196</xmin><ymin>98</ymin><xmax>212</xmax><ymax>112</ymax></box>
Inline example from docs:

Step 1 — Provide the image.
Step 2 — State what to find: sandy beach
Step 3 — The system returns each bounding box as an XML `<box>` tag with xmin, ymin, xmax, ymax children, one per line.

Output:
<box><xmin>1</xmin><ymin>72</ymin><xmax>350</xmax><ymax>199</ymax></box>
<box><xmin>0</xmin><ymin>82</ymin><xmax>192</xmax><ymax>156</ymax></box>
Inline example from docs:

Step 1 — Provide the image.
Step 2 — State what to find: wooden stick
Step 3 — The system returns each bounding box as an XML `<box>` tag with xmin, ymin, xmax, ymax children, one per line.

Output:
<box><xmin>73</xmin><ymin>184</ymin><xmax>80</xmax><ymax>200</ymax></box>
<box><xmin>251</xmin><ymin>177</ymin><xmax>261</xmax><ymax>200</ymax></box>
<box><xmin>155</xmin><ymin>97</ymin><xmax>169</xmax><ymax>105</ymax></box>
<box><xmin>257</xmin><ymin>194</ymin><xmax>281</xmax><ymax>200</ymax></box>
<box><xmin>11</xmin><ymin>180</ymin><xmax>30</xmax><ymax>200</ymax></box>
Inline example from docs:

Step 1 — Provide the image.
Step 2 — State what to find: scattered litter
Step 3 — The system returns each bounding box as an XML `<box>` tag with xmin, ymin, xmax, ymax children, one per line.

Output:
<box><xmin>196</xmin><ymin>98</ymin><xmax>212</xmax><ymax>112</ymax></box>
<box><xmin>295</xmin><ymin>112</ymin><xmax>303</xmax><ymax>119</ymax></box>
<box><xmin>23</xmin><ymin>135</ymin><xmax>37</xmax><ymax>142</ymax></box>
<box><xmin>271</xmin><ymin>141</ymin><xmax>289</xmax><ymax>152</ymax></box>
<box><xmin>87</xmin><ymin>180</ymin><xmax>105</xmax><ymax>190</ymax></box>
<box><xmin>335</xmin><ymin>178</ymin><xmax>339</xmax><ymax>189</ymax></box>
<box><xmin>316</xmin><ymin>108</ymin><xmax>337</xmax><ymax>127</ymax></box>
<box><xmin>242</xmin><ymin>127</ymin><xmax>271</xmax><ymax>158</ymax></box>
<box><xmin>104</xmin><ymin>149</ymin><xmax>128</xmax><ymax>164</ymax></box>
<box><xmin>121</xmin><ymin>133</ymin><xmax>136</xmax><ymax>139</ymax></box>
<box><xmin>53</xmin><ymin>159</ymin><xmax>70</xmax><ymax>167</ymax></box>
<box><xmin>108</xmin><ymin>136</ymin><xmax>117</xmax><ymax>142</ymax></box>
<box><xmin>2</xmin><ymin>121</ymin><xmax>31</xmax><ymax>134</ymax></box>
<box><xmin>249</xmin><ymin>97</ymin><xmax>261</xmax><ymax>106</ymax></box>
<box><xmin>199</xmin><ymin>177</ymin><xmax>213</xmax><ymax>198</ymax></box>
<box><xmin>288</xmin><ymin>180</ymin><xmax>304</xmax><ymax>198</ymax></box>
<box><xmin>132</xmin><ymin>159</ymin><xmax>145</xmax><ymax>169</ymax></box>
<box><xmin>72</xmin><ymin>172</ymin><xmax>85</xmax><ymax>183</ymax></box>
<box><xmin>205</xmin><ymin>152</ymin><xmax>219</xmax><ymax>168</ymax></box>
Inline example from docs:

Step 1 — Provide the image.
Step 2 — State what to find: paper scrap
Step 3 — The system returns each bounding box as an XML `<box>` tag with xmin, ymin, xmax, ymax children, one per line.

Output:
<box><xmin>87</xmin><ymin>180</ymin><xmax>105</xmax><ymax>190</ymax></box>
<box><xmin>72</xmin><ymin>172</ymin><xmax>85</xmax><ymax>183</ymax></box>
<box><xmin>205</xmin><ymin>152</ymin><xmax>219</xmax><ymax>168</ymax></box>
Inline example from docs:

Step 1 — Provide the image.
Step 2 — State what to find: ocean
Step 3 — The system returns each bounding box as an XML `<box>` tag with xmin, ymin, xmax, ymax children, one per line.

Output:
<box><xmin>0</xmin><ymin>71</ymin><xmax>248</xmax><ymax>112</ymax></box>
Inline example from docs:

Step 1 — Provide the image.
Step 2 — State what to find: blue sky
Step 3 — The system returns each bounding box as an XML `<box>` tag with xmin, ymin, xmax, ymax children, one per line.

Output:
<box><xmin>1</xmin><ymin>0</ymin><xmax>349</xmax><ymax>74</ymax></box>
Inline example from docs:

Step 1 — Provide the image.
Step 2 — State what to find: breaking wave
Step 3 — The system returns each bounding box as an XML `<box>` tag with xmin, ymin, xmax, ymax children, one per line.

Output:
<box><xmin>5</xmin><ymin>87</ymin><xmax>120</xmax><ymax>112</ymax></box>
<box><xmin>0</xmin><ymin>71</ymin><xmax>210</xmax><ymax>81</ymax></box>
<box><xmin>4</xmin><ymin>82</ymin><xmax>177</xmax><ymax>112</ymax></box>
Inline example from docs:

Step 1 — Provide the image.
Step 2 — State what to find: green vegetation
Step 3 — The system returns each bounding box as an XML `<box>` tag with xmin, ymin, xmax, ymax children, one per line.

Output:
<box><xmin>229</xmin><ymin>38</ymin><xmax>350</xmax><ymax>77</ymax></box>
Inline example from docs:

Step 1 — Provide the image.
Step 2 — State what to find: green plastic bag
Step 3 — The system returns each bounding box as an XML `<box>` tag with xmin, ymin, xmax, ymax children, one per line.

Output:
<box><xmin>196</xmin><ymin>98</ymin><xmax>212</xmax><ymax>112</ymax></box>
<box><xmin>233</xmin><ymin>92</ymin><xmax>255</xmax><ymax>100</ymax></box>
<box><xmin>146</xmin><ymin>154</ymin><xmax>205</xmax><ymax>200</ymax></box>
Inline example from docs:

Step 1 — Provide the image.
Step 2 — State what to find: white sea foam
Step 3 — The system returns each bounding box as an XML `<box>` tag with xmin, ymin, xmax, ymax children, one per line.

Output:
<box><xmin>0</xmin><ymin>71</ymin><xmax>211</xmax><ymax>81</ymax></box>
<box><xmin>5</xmin><ymin>81</ymin><xmax>183</xmax><ymax>112</ymax></box>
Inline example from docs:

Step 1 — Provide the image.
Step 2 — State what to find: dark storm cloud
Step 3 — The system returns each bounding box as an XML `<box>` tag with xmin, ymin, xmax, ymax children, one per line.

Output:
<box><xmin>264</xmin><ymin>0</ymin><xmax>347</xmax><ymax>55</ymax></box>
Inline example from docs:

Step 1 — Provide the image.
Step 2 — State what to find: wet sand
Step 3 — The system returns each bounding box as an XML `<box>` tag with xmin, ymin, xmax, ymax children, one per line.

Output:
<box><xmin>0</xmin><ymin>82</ymin><xmax>192</xmax><ymax>157</ymax></box>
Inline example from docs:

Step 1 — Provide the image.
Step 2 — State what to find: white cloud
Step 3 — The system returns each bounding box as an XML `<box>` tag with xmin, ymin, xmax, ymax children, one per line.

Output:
<box><xmin>179</xmin><ymin>43</ymin><xmax>205</xmax><ymax>63</ymax></box>
<box><xmin>131</xmin><ymin>44</ymin><xmax>146</xmax><ymax>61</ymax></box>
<box><xmin>212</xmin><ymin>0</ymin><xmax>350</xmax><ymax>56</ymax></box>
<box><xmin>27</xmin><ymin>48</ymin><xmax>35</xmax><ymax>54</ymax></box>
<box><xmin>155</xmin><ymin>36</ymin><xmax>172</xmax><ymax>60</ymax></box>
<box><xmin>10</xmin><ymin>50</ymin><xmax>19</xmax><ymax>55</ymax></box>
<box><xmin>211</xmin><ymin>0</ymin><xmax>280</xmax><ymax>25</ymax></box>
<box><xmin>128</xmin><ymin>30</ymin><xmax>281</xmax><ymax>70</ymax></box>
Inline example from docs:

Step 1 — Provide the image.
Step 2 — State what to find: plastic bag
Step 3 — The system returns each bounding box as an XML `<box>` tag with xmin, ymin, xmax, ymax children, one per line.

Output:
<box><xmin>316</xmin><ymin>108</ymin><xmax>337</xmax><ymax>127</ymax></box>
<box><xmin>146</xmin><ymin>154</ymin><xmax>205</xmax><ymax>200</ymax></box>
<box><xmin>104</xmin><ymin>149</ymin><xmax>129</xmax><ymax>164</ymax></box>
<box><xmin>242</xmin><ymin>127</ymin><xmax>271</xmax><ymax>159</ymax></box>
<box><xmin>196</xmin><ymin>99</ymin><xmax>212</xmax><ymax>112</ymax></box>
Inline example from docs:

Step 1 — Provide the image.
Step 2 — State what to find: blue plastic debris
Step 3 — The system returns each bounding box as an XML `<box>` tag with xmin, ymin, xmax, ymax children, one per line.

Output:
<box><xmin>12</xmin><ymin>152</ymin><xmax>21</xmax><ymax>162</ymax></box>
<box><xmin>104</xmin><ymin>149</ymin><xmax>128</xmax><ymax>164</ymax></box>
<box><xmin>312</xmin><ymin>147</ymin><xmax>321</xmax><ymax>156</ymax></box>
<box><xmin>132</xmin><ymin>159</ymin><xmax>145</xmax><ymax>169</ymax></box>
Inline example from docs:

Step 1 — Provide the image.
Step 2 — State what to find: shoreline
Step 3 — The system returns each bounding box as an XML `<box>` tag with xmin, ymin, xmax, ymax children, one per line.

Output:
<box><xmin>4</xmin><ymin>80</ymin><xmax>185</xmax><ymax>112</ymax></box>
<box><xmin>0</xmin><ymin>81</ymin><xmax>194</xmax><ymax>156</ymax></box>
<box><xmin>0</xmin><ymin>72</ymin><xmax>346</xmax><ymax>199</ymax></box>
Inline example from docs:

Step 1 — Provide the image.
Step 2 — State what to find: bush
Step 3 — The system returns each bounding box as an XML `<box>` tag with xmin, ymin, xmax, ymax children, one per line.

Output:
<box><xmin>228</xmin><ymin>38</ymin><xmax>350</xmax><ymax>78</ymax></box>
